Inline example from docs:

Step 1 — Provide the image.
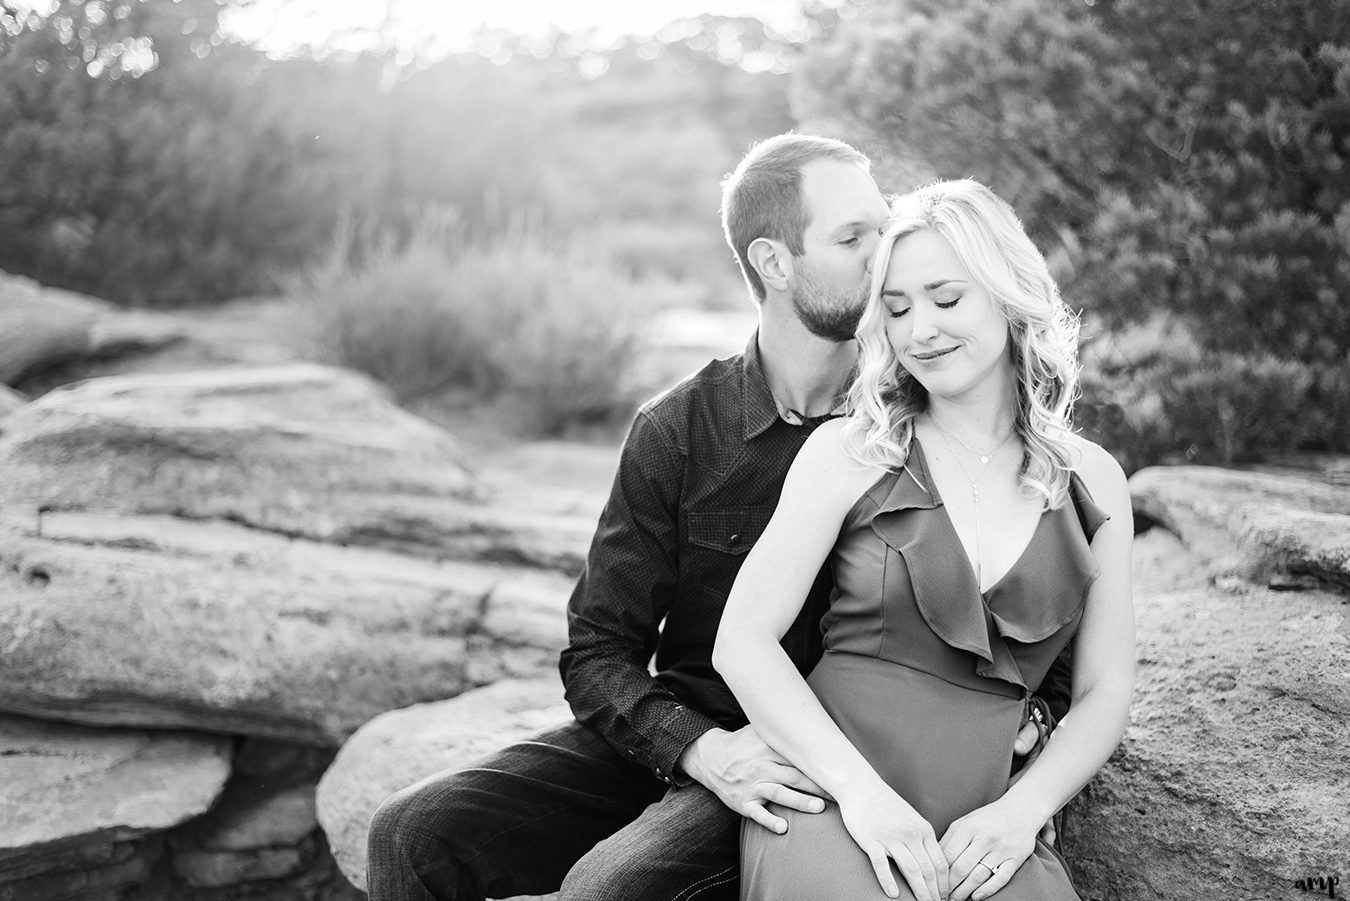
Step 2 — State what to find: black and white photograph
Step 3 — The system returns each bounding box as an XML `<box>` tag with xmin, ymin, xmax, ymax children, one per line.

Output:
<box><xmin>0</xmin><ymin>1</ymin><xmax>1346</xmax><ymax>899</ymax></box>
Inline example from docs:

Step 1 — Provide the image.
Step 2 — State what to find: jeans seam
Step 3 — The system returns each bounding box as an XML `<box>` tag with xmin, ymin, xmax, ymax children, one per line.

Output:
<box><xmin>670</xmin><ymin>863</ymin><xmax>738</xmax><ymax>901</ymax></box>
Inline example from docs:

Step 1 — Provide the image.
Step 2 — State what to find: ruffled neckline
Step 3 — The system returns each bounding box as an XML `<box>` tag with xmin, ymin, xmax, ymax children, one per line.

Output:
<box><xmin>865</xmin><ymin>439</ymin><xmax>1108</xmax><ymax>690</ymax></box>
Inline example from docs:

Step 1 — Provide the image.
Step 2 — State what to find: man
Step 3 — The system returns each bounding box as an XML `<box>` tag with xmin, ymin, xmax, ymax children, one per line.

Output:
<box><xmin>367</xmin><ymin>134</ymin><xmax>1060</xmax><ymax>900</ymax></box>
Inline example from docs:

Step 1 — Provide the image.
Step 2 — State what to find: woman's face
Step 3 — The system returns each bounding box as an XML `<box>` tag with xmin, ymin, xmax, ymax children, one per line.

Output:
<box><xmin>880</xmin><ymin>228</ymin><xmax>1013</xmax><ymax>402</ymax></box>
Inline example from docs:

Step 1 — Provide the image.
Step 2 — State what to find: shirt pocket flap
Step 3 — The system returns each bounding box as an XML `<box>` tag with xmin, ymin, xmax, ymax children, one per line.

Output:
<box><xmin>687</xmin><ymin>506</ymin><xmax>773</xmax><ymax>556</ymax></box>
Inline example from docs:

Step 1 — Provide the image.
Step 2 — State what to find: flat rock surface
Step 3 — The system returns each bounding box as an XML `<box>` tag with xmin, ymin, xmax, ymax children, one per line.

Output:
<box><xmin>1129</xmin><ymin>465</ymin><xmax>1350</xmax><ymax>589</ymax></box>
<box><xmin>1064</xmin><ymin>528</ymin><xmax>1350</xmax><ymax>900</ymax></box>
<box><xmin>0</xmin><ymin>271</ymin><xmax>186</xmax><ymax>388</ymax></box>
<box><xmin>0</xmin><ymin>511</ymin><xmax>570</xmax><ymax>745</ymax></box>
<box><xmin>315</xmin><ymin>678</ymin><xmax>571</xmax><ymax>891</ymax></box>
<box><xmin>0</xmin><ymin>364</ymin><xmax>599</xmax><ymax>570</ymax></box>
<box><xmin>0</xmin><ymin>714</ymin><xmax>231</xmax><ymax>885</ymax></box>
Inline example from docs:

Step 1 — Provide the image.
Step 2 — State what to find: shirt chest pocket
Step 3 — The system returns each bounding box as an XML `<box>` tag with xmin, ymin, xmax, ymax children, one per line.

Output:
<box><xmin>685</xmin><ymin>505</ymin><xmax>775</xmax><ymax>593</ymax></box>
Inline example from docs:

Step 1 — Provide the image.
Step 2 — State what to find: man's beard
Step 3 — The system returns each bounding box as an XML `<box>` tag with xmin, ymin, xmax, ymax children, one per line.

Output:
<box><xmin>790</xmin><ymin>263</ymin><xmax>868</xmax><ymax>342</ymax></box>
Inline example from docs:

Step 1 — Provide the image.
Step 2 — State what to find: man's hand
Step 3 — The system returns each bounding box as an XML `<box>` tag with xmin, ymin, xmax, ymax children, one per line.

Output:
<box><xmin>677</xmin><ymin>725</ymin><xmax>829</xmax><ymax>834</ymax></box>
<box><xmin>1009</xmin><ymin>720</ymin><xmax>1056</xmax><ymax>845</ymax></box>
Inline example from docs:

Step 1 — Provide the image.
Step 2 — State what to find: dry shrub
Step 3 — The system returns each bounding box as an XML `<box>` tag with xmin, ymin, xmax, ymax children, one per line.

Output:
<box><xmin>291</xmin><ymin>217</ymin><xmax>653</xmax><ymax>435</ymax></box>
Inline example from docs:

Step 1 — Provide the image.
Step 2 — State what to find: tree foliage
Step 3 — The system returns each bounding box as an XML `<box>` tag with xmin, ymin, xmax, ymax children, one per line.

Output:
<box><xmin>0</xmin><ymin>1</ymin><xmax>801</xmax><ymax>307</ymax></box>
<box><xmin>0</xmin><ymin>0</ymin><xmax>381</xmax><ymax>304</ymax></box>
<box><xmin>796</xmin><ymin>0</ymin><xmax>1350</xmax><ymax>462</ymax></box>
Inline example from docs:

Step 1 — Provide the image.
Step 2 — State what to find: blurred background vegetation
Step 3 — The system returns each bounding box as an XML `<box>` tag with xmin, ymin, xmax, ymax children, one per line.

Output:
<box><xmin>1</xmin><ymin>0</ymin><xmax>1347</xmax><ymax>462</ymax></box>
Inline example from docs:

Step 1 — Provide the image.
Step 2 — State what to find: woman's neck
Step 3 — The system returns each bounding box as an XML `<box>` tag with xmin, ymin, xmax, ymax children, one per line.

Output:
<box><xmin>923</xmin><ymin>380</ymin><xmax>1018</xmax><ymax>447</ymax></box>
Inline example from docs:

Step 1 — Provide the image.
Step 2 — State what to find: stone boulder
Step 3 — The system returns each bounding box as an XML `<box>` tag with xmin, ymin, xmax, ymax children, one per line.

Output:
<box><xmin>1129</xmin><ymin>464</ymin><xmax>1350</xmax><ymax>589</ymax></box>
<box><xmin>0</xmin><ymin>508</ymin><xmax>570</xmax><ymax>745</ymax></box>
<box><xmin>0</xmin><ymin>271</ymin><xmax>185</xmax><ymax>388</ymax></box>
<box><xmin>1062</xmin><ymin>523</ymin><xmax>1350</xmax><ymax>898</ymax></box>
<box><xmin>0</xmin><ymin>365</ymin><xmax>594</xmax><ymax>570</ymax></box>
<box><xmin>0</xmin><ymin>507</ymin><xmax>569</xmax><ymax>745</ymax></box>
<box><xmin>0</xmin><ymin>714</ymin><xmax>232</xmax><ymax>900</ymax></box>
<box><xmin>316</xmin><ymin>678</ymin><xmax>570</xmax><ymax>892</ymax></box>
<box><xmin>161</xmin><ymin>739</ymin><xmax>337</xmax><ymax>896</ymax></box>
<box><xmin>0</xmin><ymin>384</ymin><xmax>25</xmax><ymax>420</ymax></box>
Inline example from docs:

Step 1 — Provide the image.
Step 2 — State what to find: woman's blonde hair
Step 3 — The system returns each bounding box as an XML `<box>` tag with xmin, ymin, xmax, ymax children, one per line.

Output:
<box><xmin>842</xmin><ymin>179</ymin><xmax>1082</xmax><ymax>508</ymax></box>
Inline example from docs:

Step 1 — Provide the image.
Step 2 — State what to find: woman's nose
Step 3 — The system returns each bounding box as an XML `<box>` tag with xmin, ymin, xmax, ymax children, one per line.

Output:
<box><xmin>909</xmin><ymin>302</ymin><xmax>940</xmax><ymax>341</ymax></box>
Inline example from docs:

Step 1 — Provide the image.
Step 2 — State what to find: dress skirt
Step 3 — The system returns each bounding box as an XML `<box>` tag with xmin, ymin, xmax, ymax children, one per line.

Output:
<box><xmin>739</xmin><ymin>651</ymin><xmax>1081</xmax><ymax>900</ymax></box>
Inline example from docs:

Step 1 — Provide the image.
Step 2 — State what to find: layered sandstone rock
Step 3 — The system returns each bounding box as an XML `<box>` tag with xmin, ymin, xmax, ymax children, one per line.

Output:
<box><xmin>1129</xmin><ymin>465</ymin><xmax>1350</xmax><ymax>589</ymax></box>
<box><xmin>1061</xmin><ymin>475</ymin><xmax>1350</xmax><ymax>900</ymax></box>
<box><xmin>0</xmin><ymin>510</ymin><xmax>570</xmax><ymax>745</ymax></box>
<box><xmin>0</xmin><ymin>715</ymin><xmax>232</xmax><ymax>901</ymax></box>
<box><xmin>0</xmin><ymin>271</ymin><xmax>185</xmax><ymax>388</ymax></box>
<box><xmin>0</xmin><ymin>365</ymin><xmax>593</xmax><ymax>570</ymax></box>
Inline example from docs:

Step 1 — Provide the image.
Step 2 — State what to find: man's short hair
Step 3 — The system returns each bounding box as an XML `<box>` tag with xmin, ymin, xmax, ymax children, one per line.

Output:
<box><xmin>720</xmin><ymin>134</ymin><xmax>871</xmax><ymax>301</ymax></box>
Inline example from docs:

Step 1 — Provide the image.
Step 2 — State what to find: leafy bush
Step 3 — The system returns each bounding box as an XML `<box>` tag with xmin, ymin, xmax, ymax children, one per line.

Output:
<box><xmin>292</xmin><ymin>218</ymin><xmax>656</xmax><ymax>435</ymax></box>
<box><xmin>1077</xmin><ymin>317</ymin><xmax>1327</xmax><ymax>471</ymax></box>
<box><xmin>797</xmin><ymin>0</ymin><xmax>1350</xmax><ymax>462</ymax></box>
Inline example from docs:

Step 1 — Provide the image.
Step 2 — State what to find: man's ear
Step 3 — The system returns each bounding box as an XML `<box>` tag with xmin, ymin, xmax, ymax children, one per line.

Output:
<box><xmin>748</xmin><ymin>237</ymin><xmax>793</xmax><ymax>294</ymax></box>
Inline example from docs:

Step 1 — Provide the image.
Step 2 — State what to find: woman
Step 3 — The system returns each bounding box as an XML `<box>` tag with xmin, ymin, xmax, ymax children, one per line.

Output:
<box><xmin>712</xmin><ymin>179</ymin><xmax>1134</xmax><ymax>901</ymax></box>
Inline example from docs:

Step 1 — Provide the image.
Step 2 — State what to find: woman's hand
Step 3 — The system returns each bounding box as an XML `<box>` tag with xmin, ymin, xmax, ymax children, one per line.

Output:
<box><xmin>939</xmin><ymin>798</ymin><xmax>1041</xmax><ymax>901</ymax></box>
<box><xmin>837</xmin><ymin>785</ymin><xmax>950</xmax><ymax>901</ymax></box>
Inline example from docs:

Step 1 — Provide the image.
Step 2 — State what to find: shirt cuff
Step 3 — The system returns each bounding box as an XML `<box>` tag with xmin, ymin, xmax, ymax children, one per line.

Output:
<box><xmin>652</xmin><ymin>704</ymin><xmax>720</xmax><ymax>787</ymax></box>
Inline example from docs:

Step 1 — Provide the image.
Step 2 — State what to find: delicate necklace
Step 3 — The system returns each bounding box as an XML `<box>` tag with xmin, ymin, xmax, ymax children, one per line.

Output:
<box><xmin>928</xmin><ymin>415</ymin><xmax>1015</xmax><ymax>586</ymax></box>
<box><xmin>929</xmin><ymin>416</ymin><xmax>1016</xmax><ymax>466</ymax></box>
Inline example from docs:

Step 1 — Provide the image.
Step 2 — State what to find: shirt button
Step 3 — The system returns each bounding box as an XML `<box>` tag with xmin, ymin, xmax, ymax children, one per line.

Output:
<box><xmin>626</xmin><ymin>749</ymin><xmax>636</xmax><ymax>757</ymax></box>
<box><xmin>728</xmin><ymin>533</ymin><xmax>741</xmax><ymax>545</ymax></box>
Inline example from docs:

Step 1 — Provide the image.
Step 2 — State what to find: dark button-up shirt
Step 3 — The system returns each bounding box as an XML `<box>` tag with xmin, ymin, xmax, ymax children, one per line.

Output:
<box><xmin>559</xmin><ymin>334</ymin><xmax>836</xmax><ymax>784</ymax></box>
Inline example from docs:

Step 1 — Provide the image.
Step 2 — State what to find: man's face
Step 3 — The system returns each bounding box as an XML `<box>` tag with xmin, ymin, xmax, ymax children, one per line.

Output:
<box><xmin>789</xmin><ymin>159</ymin><xmax>890</xmax><ymax>342</ymax></box>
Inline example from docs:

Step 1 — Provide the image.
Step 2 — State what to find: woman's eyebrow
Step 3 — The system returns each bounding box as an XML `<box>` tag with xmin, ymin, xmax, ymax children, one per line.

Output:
<box><xmin>884</xmin><ymin>279</ymin><xmax>967</xmax><ymax>298</ymax></box>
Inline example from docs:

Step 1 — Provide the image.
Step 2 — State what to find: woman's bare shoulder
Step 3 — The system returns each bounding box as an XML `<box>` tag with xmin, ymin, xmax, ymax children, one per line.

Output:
<box><xmin>788</xmin><ymin>418</ymin><xmax>891</xmax><ymax>503</ymax></box>
<box><xmin>1064</xmin><ymin>430</ymin><xmax>1130</xmax><ymax>515</ymax></box>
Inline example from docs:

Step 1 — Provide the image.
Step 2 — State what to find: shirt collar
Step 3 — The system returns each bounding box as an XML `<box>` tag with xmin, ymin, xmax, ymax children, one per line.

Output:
<box><xmin>740</xmin><ymin>331</ymin><xmax>782</xmax><ymax>440</ymax></box>
<box><xmin>740</xmin><ymin>330</ymin><xmax>855</xmax><ymax>439</ymax></box>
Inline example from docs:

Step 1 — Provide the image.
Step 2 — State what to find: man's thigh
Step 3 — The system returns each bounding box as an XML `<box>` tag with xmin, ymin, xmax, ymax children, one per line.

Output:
<box><xmin>367</xmin><ymin>720</ymin><xmax>665</xmax><ymax>900</ymax></box>
<box><xmin>560</xmin><ymin>782</ymin><xmax>743</xmax><ymax>901</ymax></box>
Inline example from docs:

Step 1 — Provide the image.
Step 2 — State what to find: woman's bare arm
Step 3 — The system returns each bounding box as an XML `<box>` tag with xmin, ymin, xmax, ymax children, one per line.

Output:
<box><xmin>713</xmin><ymin>421</ymin><xmax>949</xmax><ymax>901</ymax></box>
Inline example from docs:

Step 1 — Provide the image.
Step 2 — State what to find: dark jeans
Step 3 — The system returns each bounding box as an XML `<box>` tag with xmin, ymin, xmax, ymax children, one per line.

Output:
<box><xmin>366</xmin><ymin>720</ymin><xmax>741</xmax><ymax>901</ymax></box>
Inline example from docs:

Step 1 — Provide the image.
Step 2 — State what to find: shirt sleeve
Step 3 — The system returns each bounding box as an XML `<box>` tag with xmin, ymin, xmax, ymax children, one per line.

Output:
<box><xmin>558</xmin><ymin>410</ymin><xmax>720</xmax><ymax>785</ymax></box>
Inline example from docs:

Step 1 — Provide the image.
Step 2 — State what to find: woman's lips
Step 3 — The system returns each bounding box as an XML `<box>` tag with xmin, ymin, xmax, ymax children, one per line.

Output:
<box><xmin>910</xmin><ymin>346</ymin><xmax>957</xmax><ymax>361</ymax></box>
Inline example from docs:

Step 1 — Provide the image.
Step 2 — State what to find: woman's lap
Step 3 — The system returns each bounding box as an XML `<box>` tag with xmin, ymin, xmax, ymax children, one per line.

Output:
<box><xmin>740</xmin><ymin>804</ymin><xmax>1080</xmax><ymax>901</ymax></box>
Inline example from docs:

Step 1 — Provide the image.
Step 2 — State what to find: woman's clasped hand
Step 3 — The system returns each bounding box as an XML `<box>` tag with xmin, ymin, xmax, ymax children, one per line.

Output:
<box><xmin>836</xmin><ymin>780</ymin><xmax>950</xmax><ymax>901</ymax></box>
<box><xmin>939</xmin><ymin>798</ymin><xmax>1043</xmax><ymax>901</ymax></box>
<box><xmin>834</xmin><ymin>790</ymin><xmax>1042</xmax><ymax>901</ymax></box>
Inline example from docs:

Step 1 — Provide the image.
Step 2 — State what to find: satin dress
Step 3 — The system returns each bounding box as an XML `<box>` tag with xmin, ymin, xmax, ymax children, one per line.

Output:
<box><xmin>740</xmin><ymin>441</ymin><xmax>1107</xmax><ymax>900</ymax></box>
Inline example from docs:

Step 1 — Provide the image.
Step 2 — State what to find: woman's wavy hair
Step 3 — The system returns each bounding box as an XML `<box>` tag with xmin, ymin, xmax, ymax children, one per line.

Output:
<box><xmin>841</xmin><ymin>179</ymin><xmax>1082</xmax><ymax>508</ymax></box>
